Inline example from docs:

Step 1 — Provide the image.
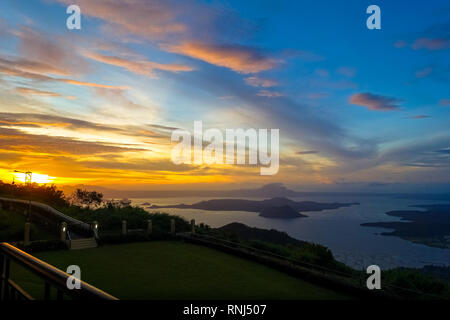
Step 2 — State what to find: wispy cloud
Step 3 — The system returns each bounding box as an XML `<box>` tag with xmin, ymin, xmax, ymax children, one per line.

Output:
<box><xmin>15</xmin><ymin>87</ymin><xmax>62</xmax><ymax>97</ymax></box>
<box><xmin>412</xmin><ymin>37</ymin><xmax>450</xmax><ymax>50</ymax></box>
<box><xmin>54</xmin><ymin>0</ymin><xmax>187</xmax><ymax>40</ymax></box>
<box><xmin>256</xmin><ymin>90</ymin><xmax>283</xmax><ymax>98</ymax></box>
<box><xmin>349</xmin><ymin>93</ymin><xmax>402</xmax><ymax>111</ymax></box>
<box><xmin>295</xmin><ymin>150</ymin><xmax>319</xmax><ymax>155</ymax></box>
<box><xmin>244</xmin><ymin>76</ymin><xmax>277</xmax><ymax>88</ymax></box>
<box><xmin>394</xmin><ymin>40</ymin><xmax>407</xmax><ymax>48</ymax></box>
<box><xmin>14</xmin><ymin>26</ymin><xmax>91</xmax><ymax>75</ymax></box>
<box><xmin>0</xmin><ymin>56</ymin><xmax>127</xmax><ymax>90</ymax></box>
<box><xmin>415</xmin><ymin>67</ymin><xmax>433</xmax><ymax>78</ymax></box>
<box><xmin>83</xmin><ymin>51</ymin><xmax>194</xmax><ymax>77</ymax></box>
<box><xmin>162</xmin><ymin>42</ymin><xmax>279</xmax><ymax>74</ymax></box>
<box><xmin>337</xmin><ymin>67</ymin><xmax>356</xmax><ymax>78</ymax></box>
<box><xmin>407</xmin><ymin>115</ymin><xmax>430</xmax><ymax>119</ymax></box>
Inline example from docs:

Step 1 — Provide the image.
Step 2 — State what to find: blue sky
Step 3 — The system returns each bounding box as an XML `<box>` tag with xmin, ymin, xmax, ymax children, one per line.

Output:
<box><xmin>0</xmin><ymin>0</ymin><xmax>449</xmax><ymax>191</ymax></box>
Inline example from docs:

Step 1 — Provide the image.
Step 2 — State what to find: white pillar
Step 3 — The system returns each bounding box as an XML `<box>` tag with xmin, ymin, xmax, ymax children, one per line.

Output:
<box><xmin>122</xmin><ymin>220</ymin><xmax>127</xmax><ymax>235</ymax></box>
<box><xmin>170</xmin><ymin>219</ymin><xmax>175</xmax><ymax>234</ymax></box>
<box><xmin>191</xmin><ymin>219</ymin><xmax>195</xmax><ymax>234</ymax></box>
<box><xmin>147</xmin><ymin>220</ymin><xmax>152</xmax><ymax>235</ymax></box>
<box><xmin>61</xmin><ymin>222</ymin><xmax>67</xmax><ymax>241</ymax></box>
<box><xmin>93</xmin><ymin>220</ymin><xmax>99</xmax><ymax>238</ymax></box>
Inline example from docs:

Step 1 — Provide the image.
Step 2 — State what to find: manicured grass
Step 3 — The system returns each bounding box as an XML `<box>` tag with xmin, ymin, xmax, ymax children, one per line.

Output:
<box><xmin>10</xmin><ymin>241</ymin><xmax>352</xmax><ymax>300</ymax></box>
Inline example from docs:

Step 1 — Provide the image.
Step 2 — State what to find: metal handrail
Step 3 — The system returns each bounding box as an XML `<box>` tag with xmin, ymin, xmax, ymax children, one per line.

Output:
<box><xmin>0</xmin><ymin>243</ymin><xmax>117</xmax><ymax>300</ymax></box>
<box><xmin>0</xmin><ymin>197</ymin><xmax>92</xmax><ymax>232</ymax></box>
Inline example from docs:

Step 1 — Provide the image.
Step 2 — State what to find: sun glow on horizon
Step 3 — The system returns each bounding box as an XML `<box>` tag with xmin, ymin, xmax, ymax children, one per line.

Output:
<box><xmin>13</xmin><ymin>172</ymin><xmax>55</xmax><ymax>184</ymax></box>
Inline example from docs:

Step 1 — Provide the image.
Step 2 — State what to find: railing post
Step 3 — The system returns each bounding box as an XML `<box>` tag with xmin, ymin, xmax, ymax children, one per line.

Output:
<box><xmin>147</xmin><ymin>219</ymin><xmax>152</xmax><ymax>236</ymax></box>
<box><xmin>44</xmin><ymin>282</ymin><xmax>50</xmax><ymax>300</ymax></box>
<box><xmin>191</xmin><ymin>219</ymin><xmax>196</xmax><ymax>234</ymax></box>
<box><xmin>3</xmin><ymin>258</ymin><xmax>10</xmax><ymax>300</ymax></box>
<box><xmin>92</xmin><ymin>220</ymin><xmax>99</xmax><ymax>238</ymax></box>
<box><xmin>0</xmin><ymin>243</ymin><xmax>118</xmax><ymax>300</ymax></box>
<box><xmin>24</xmin><ymin>222</ymin><xmax>31</xmax><ymax>246</ymax></box>
<box><xmin>122</xmin><ymin>220</ymin><xmax>127</xmax><ymax>236</ymax></box>
<box><xmin>60</xmin><ymin>222</ymin><xmax>67</xmax><ymax>241</ymax></box>
<box><xmin>170</xmin><ymin>219</ymin><xmax>175</xmax><ymax>234</ymax></box>
<box><xmin>0</xmin><ymin>253</ymin><xmax>4</xmax><ymax>300</ymax></box>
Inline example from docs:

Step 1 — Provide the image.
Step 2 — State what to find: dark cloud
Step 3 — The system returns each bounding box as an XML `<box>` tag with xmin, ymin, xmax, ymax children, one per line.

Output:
<box><xmin>368</xmin><ymin>182</ymin><xmax>392</xmax><ymax>187</ymax></box>
<box><xmin>381</xmin><ymin>136</ymin><xmax>450</xmax><ymax>168</ymax></box>
<box><xmin>435</xmin><ymin>149</ymin><xmax>450</xmax><ymax>154</ymax></box>
<box><xmin>0</xmin><ymin>127</ymin><xmax>147</xmax><ymax>156</ymax></box>
<box><xmin>295</xmin><ymin>150</ymin><xmax>319</xmax><ymax>155</ymax></box>
<box><xmin>0</xmin><ymin>112</ymin><xmax>174</xmax><ymax>141</ymax></box>
<box><xmin>406</xmin><ymin>115</ymin><xmax>430</xmax><ymax>119</ymax></box>
<box><xmin>0</xmin><ymin>112</ymin><xmax>122</xmax><ymax>133</ymax></box>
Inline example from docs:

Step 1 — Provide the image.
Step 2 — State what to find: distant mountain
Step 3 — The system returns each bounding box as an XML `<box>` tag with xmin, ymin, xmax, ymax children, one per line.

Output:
<box><xmin>60</xmin><ymin>183</ymin><xmax>450</xmax><ymax>200</ymax></box>
<box><xmin>149</xmin><ymin>197</ymin><xmax>359</xmax><ymax>216</ymax></box>
<box><xmin>61</xmin><ymin>183</ymin><xmax>311</xmax><ymax>199</ymax></box>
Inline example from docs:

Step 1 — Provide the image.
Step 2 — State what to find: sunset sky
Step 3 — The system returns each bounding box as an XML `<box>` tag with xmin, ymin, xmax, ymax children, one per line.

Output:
<box><xmin>0</xmin><ymin>0</ymin><xmax>449</xmax><ymax>192</ymax></box>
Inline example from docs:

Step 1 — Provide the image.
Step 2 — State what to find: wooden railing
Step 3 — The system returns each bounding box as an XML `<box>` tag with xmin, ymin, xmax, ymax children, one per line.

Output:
<box><xmin>0</xmin><ymin>243</ymin><xmax>117</xmax><ymax>300</ymax></box>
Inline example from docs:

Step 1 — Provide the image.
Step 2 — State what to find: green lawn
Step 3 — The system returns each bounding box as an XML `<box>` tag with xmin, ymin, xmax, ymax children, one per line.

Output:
<box><xmin>10</xmin><ymin>241</ymin><xmax>352</xmax><ymax>300</ymax></box>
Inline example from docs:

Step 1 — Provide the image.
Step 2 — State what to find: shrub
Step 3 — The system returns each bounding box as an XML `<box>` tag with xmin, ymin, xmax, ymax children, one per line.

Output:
<box><xmin>384</xmin><ymin>268</ymin><xmax>448</xmax><ymax>297</ymax></box>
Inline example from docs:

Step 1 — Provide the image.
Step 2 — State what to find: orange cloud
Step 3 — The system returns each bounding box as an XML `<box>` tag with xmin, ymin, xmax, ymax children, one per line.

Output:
<box><xmin>0</xmin><ymin>57</ymin><xmax>127</xmax><ymax>90</ymax></box>
<box><xmin>163</xmin><ymin>42</ymin><xmax>278</xmax><ymax>74</ymax></box>
<box><xmin>55</xmin><ymin>0</ymin><xmax>186</xmax><ymax>40</ymax></box>
<box><xmin>83</xmin><ymin>51</ymin><xmax>194</xmax><ymax>77</ymax></box>
<box><xmin>59</xmin><ymin>79</ymin><xmax>128</xmax><ymax>90</ymax></box>
<box><xmin>0</xmin><ymin>57</ymin><xmax>68</xmax><ymax>76</ymax></box>
<box><xmin>15</xmin><ymin>87</ymin><xmax>62</xmax><ymax>97</ymax></box>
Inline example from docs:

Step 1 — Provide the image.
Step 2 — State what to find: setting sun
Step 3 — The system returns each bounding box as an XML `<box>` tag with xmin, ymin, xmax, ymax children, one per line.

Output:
<box><xmin>13</xmin><ymin>172</ymin><xmax>55</xmax><ymax>184</ymax></box>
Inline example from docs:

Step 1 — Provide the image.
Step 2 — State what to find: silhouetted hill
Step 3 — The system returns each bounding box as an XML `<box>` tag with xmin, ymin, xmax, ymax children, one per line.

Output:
<box><xmin>217</xmin><ymin>222</ymin><xmax>307</xmax><ymax>246</ymax></box>
<box><xmin>150</xmin><ymin>197</ymin><xmax>359</xmax><ymax>214</ymax></box>
<box><xmin>362</xmin><ymin>204</ymin><xmax>450</xmax><ymax>248</ymax></box>
<box><xmin>259</xmin><ymin>205</ymin><xmax>306</xmax><ymax>219</ymax></box>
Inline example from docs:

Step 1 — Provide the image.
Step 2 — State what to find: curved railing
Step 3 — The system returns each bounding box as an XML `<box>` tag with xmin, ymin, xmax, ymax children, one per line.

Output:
<box><xmin>0</xmin><ymin>243</ymin><xmax>117</xmax><ymax>300</ymax></box>
<box><xmin>0</xmin><ymin>197</ymin><xmax>94</xmax><ymax>237</ymax></box>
